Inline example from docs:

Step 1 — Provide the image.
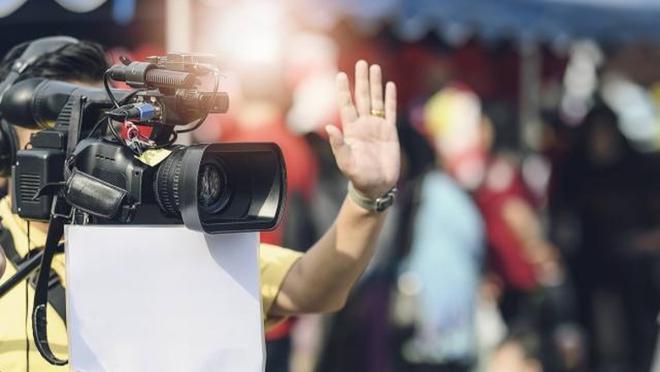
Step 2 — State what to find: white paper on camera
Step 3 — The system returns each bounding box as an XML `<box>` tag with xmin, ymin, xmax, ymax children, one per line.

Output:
<box><xmin>65</xmin><ymin>225</ymin><xmax>264</xmax><ymax>372</ymax></box>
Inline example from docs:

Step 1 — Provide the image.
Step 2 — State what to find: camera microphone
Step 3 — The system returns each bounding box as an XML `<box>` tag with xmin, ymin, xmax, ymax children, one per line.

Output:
<box><xmin>108</xmin><ymin>62</ymin><xmax>196</xmax><ymax>90</ymax></box>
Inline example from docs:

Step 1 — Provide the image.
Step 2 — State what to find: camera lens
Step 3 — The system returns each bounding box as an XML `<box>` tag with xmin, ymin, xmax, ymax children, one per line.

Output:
<box><xmin>197</xmin><ymin>160</ymin><xmax>230</xmax><ymax>214</ymax></box>
<box><xmin>153</xmin><ymin>143</ymin><xmax>285</xmax><ymax>234</ymax></box>
<box><xmin>198</xmin><ymin>164</ymin><xmax>222</xmax><ymax>207</ymax></box>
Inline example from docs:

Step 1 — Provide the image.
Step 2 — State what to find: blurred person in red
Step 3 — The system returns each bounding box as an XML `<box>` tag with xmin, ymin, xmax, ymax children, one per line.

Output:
<box><xmin>473</xmin><ymin>122</ymin><xmax>565</xmax><ymax>316</ymax></box>
<box><xmin>478</xmin><ymin>109</ymin><xmax>582</xmax><ymax>372</ymax></box>
<box><xmin>199</xmin><ymin>33</ymin><xmax>346</xmax><ymax>370</ymax></box>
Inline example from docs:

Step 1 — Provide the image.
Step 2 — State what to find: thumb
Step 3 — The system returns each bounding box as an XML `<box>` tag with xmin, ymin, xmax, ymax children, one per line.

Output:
<box><xmin>325</xmin><ymin>125</ymin><xmax>351</xmax><ymax>169</ymax></box>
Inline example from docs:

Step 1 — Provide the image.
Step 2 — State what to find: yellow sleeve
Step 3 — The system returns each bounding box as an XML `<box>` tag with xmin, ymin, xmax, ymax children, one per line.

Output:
<box><xmin>259</xmin><ymin>244</ymin><xmax>302</xmax><ymax>327</ymax></box>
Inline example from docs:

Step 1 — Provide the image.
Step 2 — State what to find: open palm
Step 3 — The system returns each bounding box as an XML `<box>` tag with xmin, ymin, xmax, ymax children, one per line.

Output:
<box><xmin>326</xmin><ymin>60</ymin><xmax>400</xmax><ymax>199</ymax></box>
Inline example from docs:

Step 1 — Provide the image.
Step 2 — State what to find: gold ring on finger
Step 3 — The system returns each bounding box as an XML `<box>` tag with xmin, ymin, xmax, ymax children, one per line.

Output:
<box><xmin>370</xmin><ymin>108</ymin><xmax>385</xmax><ymax>118</ymax></box>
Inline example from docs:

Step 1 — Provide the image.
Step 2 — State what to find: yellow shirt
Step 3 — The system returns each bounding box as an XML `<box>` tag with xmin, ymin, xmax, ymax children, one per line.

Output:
<box><xmin>0</xmin><ymin>198</ymin><xmax>302</xmax><ymax>371</ymax></box>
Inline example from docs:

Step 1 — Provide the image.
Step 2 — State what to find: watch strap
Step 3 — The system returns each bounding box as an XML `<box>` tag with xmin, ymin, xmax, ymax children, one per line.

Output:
<box><xmin>347</xmin><ymin>182</ymin><xmax>397</xmax><ymax>213</ymax></box>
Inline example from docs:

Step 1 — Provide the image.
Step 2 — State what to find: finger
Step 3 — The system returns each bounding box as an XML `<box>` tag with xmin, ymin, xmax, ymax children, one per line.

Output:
<box><xmin>336</xmin><ymin>72</ymin><xmax>358</xmax><ymax>124</ymax></box>
<box><xmin>325</xmin><ymin>125</ymin><xmax>351</xmax><ymax>169</ymax></box>
<box><xmin>354</xmin><ymin>60</ymin><xmax>370</xmax><ymax>116</ymax></box>
<box><xmin>385</xmin><ymin>81</ymin><xmax>397</xmax><ymax>127</ymax></box>
<box><xmin>369</xmin><ymin>64</ymin><xmax>384</xmax><ymax>114</ymax></box>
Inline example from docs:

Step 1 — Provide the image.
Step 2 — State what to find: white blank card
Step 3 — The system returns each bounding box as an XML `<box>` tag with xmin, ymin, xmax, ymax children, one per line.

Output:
<box><xmin>65</xmin><ymin>226</ymin><xmax>264</xmax><ymax>372</ymax></box>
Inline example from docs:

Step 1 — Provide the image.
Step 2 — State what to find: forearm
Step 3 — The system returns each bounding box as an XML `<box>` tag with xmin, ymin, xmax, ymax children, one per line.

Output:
<box><xmin>271</xmin><ymin>196</ymin><xmax>386</xmax><ymax>315</ymax></box>
<box><xmin>269</xmin><ymin>60</ymin><xmax>398</xmax><ymax>316</ymax></box>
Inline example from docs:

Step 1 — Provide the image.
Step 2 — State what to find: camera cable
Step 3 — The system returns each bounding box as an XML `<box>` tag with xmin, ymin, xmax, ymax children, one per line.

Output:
<box><xmin>103</xmin><ymin>71</ymin><xmax>120</xmax><ymax>109</ymax></box>
<box><xmin>87</xmin><ymin>89</ymin><xmax>142</xmax><ymax>140</ymax></box>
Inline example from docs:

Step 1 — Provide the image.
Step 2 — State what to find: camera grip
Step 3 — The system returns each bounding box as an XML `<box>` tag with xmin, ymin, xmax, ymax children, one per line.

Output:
<box><xmin>64</xmin><ymin>169</ymin><xmax>128</xmax><ymax>219</ymax></box>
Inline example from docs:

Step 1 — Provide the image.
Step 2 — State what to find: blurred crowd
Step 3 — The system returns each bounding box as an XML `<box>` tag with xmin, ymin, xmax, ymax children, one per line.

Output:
<box><xmin>184</xmin><ymin>27</ymin><xmax>660</xmax><ymax>372</ymax></box>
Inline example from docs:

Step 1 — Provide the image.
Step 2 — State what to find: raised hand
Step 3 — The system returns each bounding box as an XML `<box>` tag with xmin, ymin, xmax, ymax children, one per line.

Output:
<box><xmin>325</xmin><ymin>60</ymin><xmax>400</xmax><ymax>199</ymax></box>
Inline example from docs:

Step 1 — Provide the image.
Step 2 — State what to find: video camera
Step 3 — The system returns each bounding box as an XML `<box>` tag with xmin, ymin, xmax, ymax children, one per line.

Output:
<box><xmin>0</xmin><ymin>49</ymin><xmax>287</xmax><ymax>366</ymax></box>
<box><xmin>0</xmin><ymin>53</ymin><xmax>286</xmax><ymax>233</ymax></box>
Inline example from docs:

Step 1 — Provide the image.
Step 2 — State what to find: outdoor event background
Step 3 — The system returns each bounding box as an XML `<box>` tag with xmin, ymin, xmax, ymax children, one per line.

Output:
<box><xmin>3</xmin><ymin>1</ymin><xmax>660</xmax><ymax>372</ymax></box>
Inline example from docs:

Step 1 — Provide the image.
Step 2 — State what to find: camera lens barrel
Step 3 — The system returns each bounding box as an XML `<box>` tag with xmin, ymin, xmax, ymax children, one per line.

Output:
<box><xmin>154</xmin><ymin>144</ymin><xmax>221</xmax><ymax>231</ymax></box>
<box><xmin>153</xmin><ymin>143</ymin><xmax>286</xmax><ymax>234</ymax></box>
<box><xmin>154</xmin><ymin>146</ymin><xmax>231</xmax><ymax>221</ymax></box>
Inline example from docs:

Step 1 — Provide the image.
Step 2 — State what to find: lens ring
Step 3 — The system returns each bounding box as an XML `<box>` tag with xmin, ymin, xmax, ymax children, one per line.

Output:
<box><xmin>154</xmin><ymin>149</ymin><xmax>185</xmax><ymax>217</ymax></box>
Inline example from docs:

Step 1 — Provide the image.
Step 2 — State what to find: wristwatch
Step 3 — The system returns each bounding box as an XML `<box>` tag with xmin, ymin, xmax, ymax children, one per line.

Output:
<box><xmin>347</xmin><ymin>182</ymin><xmax>398</xmax><ymax>213</ymax></box>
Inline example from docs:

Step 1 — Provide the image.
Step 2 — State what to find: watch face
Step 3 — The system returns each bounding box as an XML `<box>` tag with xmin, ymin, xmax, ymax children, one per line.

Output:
<box><xmin>375</xmin><ymin>191</ymin><xmax>396</xmax><ymax>212</ymax></box>
<box><xmin>375</xmin><ymin>198</ymin><xmax>391</xmax><ymax>212</ymax></box>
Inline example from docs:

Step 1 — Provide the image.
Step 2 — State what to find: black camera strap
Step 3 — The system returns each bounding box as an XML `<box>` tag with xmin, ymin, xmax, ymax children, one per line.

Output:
<box><xmin>32</xmin><ymin>208</ymin><xmax>67</xmax><ymax>365</ymax></box>
<box><xmin>30</xmin><ymin>90</ymin><xmax>88</xmax><ymax>366</ymax></box>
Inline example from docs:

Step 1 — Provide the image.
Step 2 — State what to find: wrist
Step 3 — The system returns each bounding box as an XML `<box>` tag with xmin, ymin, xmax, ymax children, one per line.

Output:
<box><xmin>347</xmin><ymin>182</ymin><xmax>397</xmax><ymax>213</ymax></box>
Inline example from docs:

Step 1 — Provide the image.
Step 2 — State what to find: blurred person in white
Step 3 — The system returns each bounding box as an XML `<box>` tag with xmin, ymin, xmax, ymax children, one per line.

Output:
<box><xmin>464</xmin><ymin>95</ymin><xmax>583</xmax><ymax>371</ymax></box>
<box><xmin>395</xmin><ymin>86</ymin><xmax>486</xmax><ymax>372</ymax></box>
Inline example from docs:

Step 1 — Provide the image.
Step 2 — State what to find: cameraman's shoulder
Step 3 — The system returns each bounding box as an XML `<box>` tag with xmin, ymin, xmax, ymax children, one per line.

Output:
<box><xmin>259</xmin><ymin>244</ymin><xmax>303</xmax><ymax>270</ymax></box>
<box><xmin>259</xmin><ymin>244</ymin><xmax>302</xmax><ymax>316</ymax></box>
<box><xmin>0</xmin><ymin>197</ymin><xmax>19</xmax><ymax>236</ymax></box>
<box><xmin>0</xmin><ymin>197</ymin><xmax>14</xmax><ymax>234</ymax></box>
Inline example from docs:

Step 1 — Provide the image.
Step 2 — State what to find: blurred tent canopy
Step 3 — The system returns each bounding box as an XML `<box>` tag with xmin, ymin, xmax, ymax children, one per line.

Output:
<box><xmin>298</xmin><ymin>0</ymin><xmax>660</xmax><ymax>150</ymax></box>
<box><xmin>303</xmin><ymin>0</ymin><xmax>660</xmax><ymax>44</ymax></box>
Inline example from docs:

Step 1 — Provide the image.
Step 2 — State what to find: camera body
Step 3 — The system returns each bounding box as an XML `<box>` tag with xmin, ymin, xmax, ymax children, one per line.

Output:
<box><xmin>2</xmin><ymin>53</ymin><xmax>286</xmax><ymax>234</ymax></box>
